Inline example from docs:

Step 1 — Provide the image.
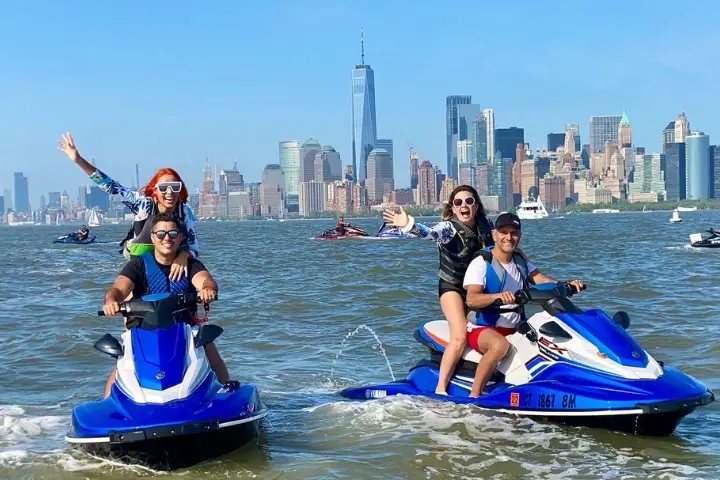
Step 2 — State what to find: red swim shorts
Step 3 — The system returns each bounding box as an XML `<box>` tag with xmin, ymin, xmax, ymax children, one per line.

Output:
<box><xmin>467</xmin><ymin>326</ymin><xmax>516</xmax><ymax>352</ymax></box>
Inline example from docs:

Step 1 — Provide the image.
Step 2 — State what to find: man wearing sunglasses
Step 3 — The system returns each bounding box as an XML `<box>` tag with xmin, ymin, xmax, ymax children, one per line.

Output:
<box><xmin>100</xmin><ymin>212</ymin><xmax>232</xmax><ymax>398</ymax></box>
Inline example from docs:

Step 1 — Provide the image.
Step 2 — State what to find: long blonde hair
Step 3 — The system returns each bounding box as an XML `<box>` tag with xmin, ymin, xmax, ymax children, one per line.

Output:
<box><xmin>441</xmin><ymin>185</ymin><xmax>487</xmax><ymax>222</ymax></box>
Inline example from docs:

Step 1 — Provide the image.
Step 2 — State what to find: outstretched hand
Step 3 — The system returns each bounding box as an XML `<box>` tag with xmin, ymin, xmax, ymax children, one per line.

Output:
<box><xmin>382</xmin><ymin>206</ymin><xmax>409</xmax><ymax>229</ymax></box>
<box><xmin>57</xmin><ymin>132</ymin><xmax>80</xmax><ymax>163</ymax></box>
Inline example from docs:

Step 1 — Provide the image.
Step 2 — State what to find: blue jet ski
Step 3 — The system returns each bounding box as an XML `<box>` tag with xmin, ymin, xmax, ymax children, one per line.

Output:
<box><xmin>375</xmin><ymin>223</ymin><xmax>416</xmax><ymax>239</ymax></box>
<box><xmin>65</xmin><ymin>292</ymin><xmax>268</xmax><ymax>470</ymax></box>
<box><xmin>339</xmin><ymin>282</ymin><xmax>714</xmax><ymax>436</ymax></box>
<box><xmin>54</xmin><ymin>233</ymin><xmax>97</xmax><ymax>244</ymax></box>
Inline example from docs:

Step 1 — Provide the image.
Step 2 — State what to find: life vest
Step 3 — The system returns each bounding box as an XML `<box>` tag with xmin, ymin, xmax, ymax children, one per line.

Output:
<box><xmin>141</xmin><ymin>253</ymin><xmax>189</xmax><ymax>294</ymax></box>
<box><xmin>120</xmin><ymin>203</ymin><xmax>187</xmax><ymax>259</ymax></box>
<box><xmin>437</xmin><ymin>216</ymin><xmax>494</xmax><ymax>287</ymax></box>
<box><xmin>471</xmin><ymin>246</ymin><xmax>531</xmax><ymax>327</ymax></box>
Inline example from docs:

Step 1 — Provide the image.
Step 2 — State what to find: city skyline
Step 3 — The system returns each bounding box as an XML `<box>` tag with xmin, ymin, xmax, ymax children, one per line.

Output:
<box><xmin>3</xmin><ymin>2</ymin><xmax>720</xmax><ymax>200</ymax></box>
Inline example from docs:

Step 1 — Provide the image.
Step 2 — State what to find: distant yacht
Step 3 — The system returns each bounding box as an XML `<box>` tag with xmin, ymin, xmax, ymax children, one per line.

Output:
<box><xmin>677</xmin><ymin>206</ymin><xmax>698</xmax><ymax>212</ymax></box>
<box><xmin>516</xmin><ymin>197</ymin><xmax>548</xmax><ymax>220</ymax></box>
<box><xmin>592</xmin><ymin>208</ymin><xmax>620</xmax><ymax>214</ymax></box>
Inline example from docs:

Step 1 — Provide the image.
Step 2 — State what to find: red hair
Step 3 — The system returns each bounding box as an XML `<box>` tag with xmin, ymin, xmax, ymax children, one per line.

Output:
<box><xmin>142</xmin><ymin>168</ymin><xmax>189</xmax><ymax>204</ymax></box>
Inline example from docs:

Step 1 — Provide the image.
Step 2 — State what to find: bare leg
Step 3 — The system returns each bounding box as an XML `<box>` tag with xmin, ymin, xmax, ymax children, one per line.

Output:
<box><xmin>204</xmin><ymin>342</ymin><xmax>230</xmax><ymax>384</ymax></box>
<box><xmin>104</xmin><ymin>368</ymin><xmax>116</xmax><ymax>398</ymax></box>
<box><xmin>435</xmin><ymin>292</ymin><xmax>469</xmax><ymax>395</ymax></box>
<box><xmin>469</xmin><ymin>330</ymin><xmax>510</xmax><ymax>397</ymax></box>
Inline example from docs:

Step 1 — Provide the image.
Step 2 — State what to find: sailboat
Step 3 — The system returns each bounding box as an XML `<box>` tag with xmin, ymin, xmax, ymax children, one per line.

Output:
<box><xmin>88</xmin><ymin>208</ymin><xmax>100</xmax><ymax>227</ymax></box>
<box><xmin>670</xmin><ymin>209</ymin><xmax>682</xmax><ymax>223</ymax></box>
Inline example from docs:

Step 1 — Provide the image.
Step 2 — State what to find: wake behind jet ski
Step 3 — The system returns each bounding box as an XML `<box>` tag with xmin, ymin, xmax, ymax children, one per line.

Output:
<box><xmin>689</xmin><ymin>228</ymin><xmax>720</xmax><ymax>248</ymax></box>
<box><xmin>65</xmin><ymin>291</ymin><xmax>268</xmax><ymax>470</ymax></box>
<box><xmin>339</xmin><ymin>282</ymin><xmax>714</xmax><ymax>436</ymax></box>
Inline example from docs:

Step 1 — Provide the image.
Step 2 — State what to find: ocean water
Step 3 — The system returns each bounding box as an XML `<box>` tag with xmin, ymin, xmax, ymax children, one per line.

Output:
<box><xmin>0</xmin><ymin>211</ymin><xmax>718</xmax><ymax>479</ymax></box>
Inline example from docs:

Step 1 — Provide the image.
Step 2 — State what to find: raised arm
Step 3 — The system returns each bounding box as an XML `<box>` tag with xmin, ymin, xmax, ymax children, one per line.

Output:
<box><xmin>57</xmin><ymin>132</ymin><xmax>146</xmax><ymax>214</ymax></box>
<box><xmin>382</xmin><ymin>206</ymin><xmax>457</xmax><ymax>244</ymax></box>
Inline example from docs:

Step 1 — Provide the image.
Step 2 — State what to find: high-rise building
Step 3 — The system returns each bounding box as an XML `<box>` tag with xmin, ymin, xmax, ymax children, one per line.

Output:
<box><xmin>299</xmin><ymin>180</ymin><xmax>326</xmax><ymax>217</ymax></box>
<box><xmin>471</xmin><ymin>115</ymin><xmax>488</xmax><ymax>164</ymax></box>
<box><xmin>446</xmin><ymin>95</ymin><xmax>472</xmax><ymax>179</ymax></box>
<box><xmin>547</xmin><ymin>133</ymin><xmax>565</xmax><ymax>152</ymax></box>
<box><xmin>589</xmin><ymin>115</ymin><xmax>621</xmax><ymax>153</ymax></box>
<box><xmin>352</xmin><ymin>30</ymin><xmax>377</xmax><ymax>183</ymax></box>
<box><xmin>664</xmin><ymin>143</ymin><xmax>686</xmax><ymax>201</ymax></box>
<box><xmin>457</xmin><ymin>140</ymin><xmax>473</xmax><ymax>170</ymax></box>
<box><xmin>662</xmin><ymin>121</ymin><xmax>676</xmax><ymax>153</ymax></box>
<box><xmin>2</xmin><ymin>189</ymin><xmax>11</xmax><ymax>211</ymax></box>
<box><xmin>86</xmin><ymin>186</ymin><xmax>109</xmax><ymax>211</ymax></box>
<box><xmin>674</xmin><ymin>112</ymin><xmax>690</xmax><ymax>144</ymax></box>
<box><xmin>618</xmin><ymin>109</ymin><xmax>632</xmax><ymax>148</ymax></box>
<box><xmin>13</xmin><ymin>173</ymin><xmax>29</xmax><ymax>213</ymax></box>
<box><xmin>629</xmin><ymin>153</ymin><xmax>665</xmax><ymax>198</ymax></box>
<box><xmin>299</xmin><ymin>138</ymin><xmax>322</xmax><ymax>183</ymax></box>
<box><xmin>712</xmin><ymin>146</ymin><xmax>720</xmax><ymax>199</ymax></box>
<box><xmin>709</xmin><ymin>145</ymin><xmax>718</xmax><ymax>199</ymax></box>
<box><xmin>366</xmin><ymin>148</ymin><xmax>394</xmax><ymax>203</ymax></box>
<box><xmin>566</xmin><ymin>123</ymin><xmax>581</xmax><ymax>152</ymax></box>
<box><xmin>375</xmin><ymin>139</ymin><xmax>393</xmax><ymax>165</ymax></box>
<box><xmin>260</xmin><ymin>164</ymin><xmax>285</xmax><ymax>218</ymax></box>
<box><xmin>48</xmin><ymin>192</ymin><xmax>61</xmax><ymax>208</ymax></box>
<box><xmin>314</xmin><ymin>146</ymin><xmax>342</xmax><ymax>182</ymax></box>
<box><xmin>219</xmin><ymin>162</ymin><xmax>244</xmax><ymax>194</ymax></box>
<box><xmin>452</xmin><ymin>104</ymin><xmax>482</xmax><ymax>177</ymax></box>
<box><xmin>417</xmin><ymin>160</ymin><xmax>437</xmax><ymax>206</ymax></box>
<box><xmin>279</xmin><ymin>140</ymin><xmax>301</xmax><ymax>197</ymax></box>
<box><xmin>409</xmin><ymin>151</ymin><xmax>419</xmax><ymax>189</ymax></box>
<box><xmin>458</xmin><ymin>163</ymin><xmax>475</xmax><ymax>188</ymax></box>
<box><xmin>227</xmin><ymin>191</ymin><xmax>251</xmax><ymax>219</ymax></box>
<box><xmin>483</xmin><ymin>109</ymin><xmax>495</xmax><ymax>164</ymax></box>
<box><xmin>686</xmin><ymin>131</ymin><xmax>711</xmax><ymax>200</ymax></box>
<box><xmin>495</xmin><ymin>128</ymin><xmax>524</xmax><ymax>161</ymax></box>
<box><xmin>0</xmin><ymin>196</ymin><xmax>4</xmax><ymax>219</ymax></box>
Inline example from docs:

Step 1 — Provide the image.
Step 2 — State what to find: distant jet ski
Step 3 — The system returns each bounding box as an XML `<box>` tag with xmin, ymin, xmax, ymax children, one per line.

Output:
<box><xmin>315</xmin><ymin>224</ymin><xmax>369</xmax><ymax>239</ymax></box>
<box><xmin>375</xmin><ymin>223</ymin><xmax>416</xmax><ymax>239</ymax></box>
<box><xmin>54</xmin><ymin>234</ymin><xmax>97</xmax><ymax>244</ymax></box>
<box><xmin>689</xmin><ymin>229</ymin><xmax>720</xmax><ymax>248</ymax></box>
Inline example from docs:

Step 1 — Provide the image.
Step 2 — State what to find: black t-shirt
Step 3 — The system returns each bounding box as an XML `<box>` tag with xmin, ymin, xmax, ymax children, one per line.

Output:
<box><xmin>119</xmin><ymin>256</ymin><xmax>207</xmax><ymax>299</ymax></box>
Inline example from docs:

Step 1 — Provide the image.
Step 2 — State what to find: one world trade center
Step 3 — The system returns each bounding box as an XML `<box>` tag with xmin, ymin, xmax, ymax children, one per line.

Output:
<box><xmin>351</xmin><ymin>29</ymin><xmax>377</xmax><ymax>183</ymax></box>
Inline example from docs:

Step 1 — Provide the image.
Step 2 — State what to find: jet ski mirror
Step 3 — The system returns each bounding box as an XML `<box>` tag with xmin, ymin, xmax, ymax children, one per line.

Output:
<box><xmin>194</xmin><ymin>324</ymin><xmax>223</xmax><ymax>349</ymax></box>
<box><xmin>94</xmin><ymin>333</ymin><xmax>123</xmax><ymax>359</ymax></box>
<box><xmin>613</xmin><ymin>311</ymin><xmax>631</xmax><ymax>330</ymax></box>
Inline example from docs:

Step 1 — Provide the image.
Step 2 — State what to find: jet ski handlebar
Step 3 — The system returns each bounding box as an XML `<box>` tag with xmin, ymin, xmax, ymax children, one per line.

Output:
<box><xmin>97</xmin><ymin>291</ymin><xmax>208</xmax><ymax>318</ymax></box>
<box><xmin>492</xmin><ymin>281</ymin><xmax>587</xmax><ymax>306</ymax></box>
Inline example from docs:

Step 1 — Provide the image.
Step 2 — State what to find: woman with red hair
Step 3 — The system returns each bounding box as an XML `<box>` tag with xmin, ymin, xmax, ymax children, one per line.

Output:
<box><xmin>57</xmin><ymin>132</ymin><xmax>198</xmax><ymax>280</ymax></box>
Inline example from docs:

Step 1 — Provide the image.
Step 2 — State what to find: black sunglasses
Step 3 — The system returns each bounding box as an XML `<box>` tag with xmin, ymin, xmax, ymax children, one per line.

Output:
<box><xmin>152</xmin><ymin>229</ymin><xmax>180</xmax><ymax>240</ymax></box>
<box><xmin>452</xmin><ymin>197</ymin><xmax>476</xmax><ymax>207</ymax></box>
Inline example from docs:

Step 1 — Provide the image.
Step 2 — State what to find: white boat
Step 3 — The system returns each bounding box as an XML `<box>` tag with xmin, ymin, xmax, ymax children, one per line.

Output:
<box><xmin>677</xmin><ymin>206</ymin><xmax>698</xmax><ymax>212</ymax></box>
<box><xmin>670</xmin><ymin>209</ymin><xmax>682</xmax><ymax>223</ymax></box>
<box><xmin>592</xmin><ymin>208</ymin><xmax>620</xmax><ymax>214</ymax></box>
<box><xmin>516</xmin><ymin>197</ymin><xmax>549</xmax><ymax>220</ymax></box>
<box><xmin>88</xmin><ymin>208</ymin><xmax>100</xmax><ymax>227</ymax></box>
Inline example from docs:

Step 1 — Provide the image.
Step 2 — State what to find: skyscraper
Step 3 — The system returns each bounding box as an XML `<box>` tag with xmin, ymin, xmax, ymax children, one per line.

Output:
<box><xmin>566</xmin><ymin>123</ymin><xmax>581</xmax><ymax>152</ymax></box>
<box><xmin>366</xmin><ymin>148</ymin><xmax>394</xmax><ymax>203</ymax></box>
<box><xmin>713</xmin><ymin>146</ymin><xmax>720</xmax><ymax>199</ymax></box>
<box><xmin>589</xmin><ymin>115</ymin><xmax>622</xmax><ymax>153</ymax></box>
<box><xmin>299</xmin><ymin>138</ymin><xmax>322</xmax><ymax>183</ymax></box>
<box><xmin>352</xmin><ymin>29</ymin><xmax>377</xmax><ymax>183</ymax></box>
<box><xmin>219</xmin><ymin>162</ymin><xmax>244</xmax><ymax>194</ymax></box>
<box><xmin>618</xmin><ymin>109</ymin><xmax>632</xmax><ymax>148</ymax></box>
<box><xmin>409</xmin><ymin>151</ymin><xmax>419</xmax><ymax>190</ymax></box>
<box><xmin>471</xmin><ymin>115</ymin><xmax>488</xmax><ymax>164</ymax></box>
<box><xmin>446</xmin><ymin>95</ymin><xmax>472</xmax><ymax>178</ymax></box>
<box><xmin>13</xmin><ymin>172</ymin><xmax>29</xmax><ymax>213</ymax></box>
<box><xmin>417</xmin><ymin>160</ymin><xmax>437</xmax><ymax>205</ymax></box>
<box><xmin>674</xmin><ymin>112</ymin><xmax>690</xmax><ymax>143</ymax></box>
<box><xmin>664</xmin><ymin>143</ymin><xmax>686</xmax><ymax>201</ymax></box>
<box><xmin>483</xmin><ymin>109</ymin><xmax>495</xmax><ymax>164</ymax></box>
<box><xmin>662</xmin><ymin>121</ymin><xmax>676</xmax><ymax>152</ymax></box>
<box><xmin>547</xmin><ymin>133</ymin><xmax>565</xmax><ymax>152</ymax></box>
<box><xmin>2</xmin><ymin>189</ymin><xmax>11</xmax><ymax>211</ymax></box>
<box><xmin>686</xmin><ymin>131</ymin><xmax>711</xmax><ymax>200</ymax></box>
<box><xmin>279</xmin><ymin>140</ymin><xmax>301</xmax><ymax>196</ymax></box>
<box><xmin>314</xmin><ymin>146</ymin><xmax>342</xmax><ymax>182</ymax></box>
<box><xmin>375</xmin><ymin>139</ymin><xmax>394</xmax><ymax>165</ymax></box>
<box><xmin>495</xmin><ymin>128</ymin><xmax>525</xmax><ymax>161</ymax></box>
<box><xmin>260</xmin><ymin>164</ymin><xmax>285</xmax><ymax>218</ymax></box>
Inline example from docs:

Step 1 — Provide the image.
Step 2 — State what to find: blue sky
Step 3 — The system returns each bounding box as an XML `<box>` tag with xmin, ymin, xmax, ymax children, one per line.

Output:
<box><xmin>2</xmin><ymin>0</ymin><xmax>720</xmax><ymax>203</ymax></box>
